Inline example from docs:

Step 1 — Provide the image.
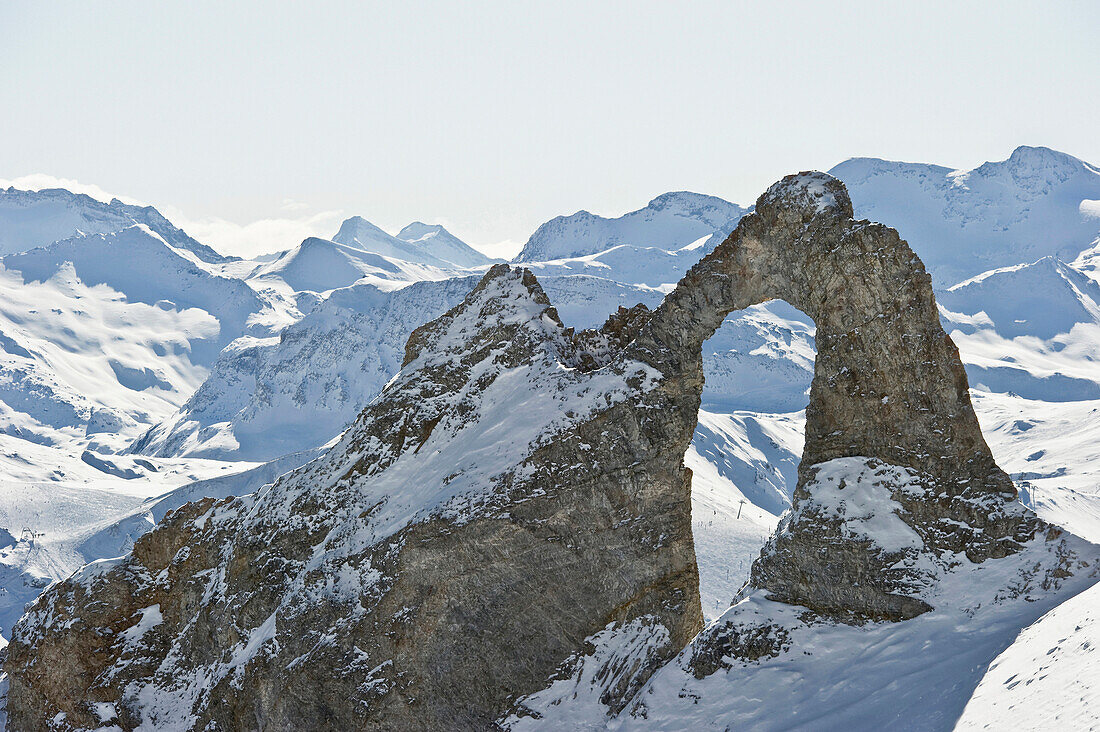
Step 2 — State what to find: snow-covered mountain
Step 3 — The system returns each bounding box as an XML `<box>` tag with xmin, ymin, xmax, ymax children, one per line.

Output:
<box><xmin>831</xmin><ymin>146</ymin><xmax>1100</xmax><ymax>287</ymax></box>
<box><xmin>1</xmin><ymin>149</ymin><xmax>1099</xmax><ymax>728</ymax></box>
<box><xmin>397</xmin><ymin>221</ymin><xmax>501</xmax><ymax>268</ymax></box>
<box><xmin>938</xmin><ymin>256</ymin><xmax>1100</xmax><ymax>401</ymax></box>
<box><xmin>332</xmin><ymin>215</ymin><xmax>494</xmax><ymax>268</ymax></box>
<box><xmin>0</xmin><ymin>226</ymin><xmax>277</xmax><ymax>454</ymax></box>
<box><xmin>249</xmin><ymin>236</ymin><xmax>455</xmax><ymax>294</ymax></box>
<box><xmin>0</xmin><ymin>187</ymin><xmax>232</xmax><ymax>264</ymax></box>
<box><xmin>9</xmin><ymin>176</ymin><xmax>1097</xmax><ymax>731</ymax></box>
<box><xmin>130</xmin><ymin>276</ymin><xmax>480</xmax><ymax>460</ymax></box>
<box><xmin>514</xmin><ymin>190</ymin><xmax>747</xmax><ymax>262</ymax></box>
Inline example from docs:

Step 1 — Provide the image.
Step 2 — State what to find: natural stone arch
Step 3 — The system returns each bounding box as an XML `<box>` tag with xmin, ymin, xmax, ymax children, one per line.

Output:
<box><xmin>634</xmin><ymin>172</ymin><xmax>1033</xmax><ymax>620</ymax></box>
<box><xmin>5</xmin><ymin>173</ymin><xmax>1047</xmax><ymax>729</ymax></box>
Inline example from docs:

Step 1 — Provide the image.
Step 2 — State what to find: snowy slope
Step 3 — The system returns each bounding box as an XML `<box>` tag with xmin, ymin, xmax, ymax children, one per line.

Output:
<box><xmin>0</xmin><ymin>434</ymin><xmax>260</xmax><ymax>642</ymax></box>
<box><xmin>956</xmin><ymin>580</ymin><xmax>1100</xmax><ymax>731</ymax></box>
<box><xmin>0</xmin><ymin>226</ymin><xmax>282</xmax><ymax>454</ymax></box>
<box><xmin>1073</xmin><ymin>235</ymin><xmax>1100</xmax><ymax>282</ymax></box>
<box><xmin>521</xmin><ymin>240</ymin><xmax>720</xmax><ymax>289</ymax></box>
<box><xmin>972</xmin><ymin>391</ymin><xmax>1100</xmax><ymax>544</ymax></box>
<box><xmin>514</xmin><ymin>455</ymin><xmax>1098</xmax><ymax>731</ymax></box>
<box><xmin>0</xmin><ymin>187</ymin><xmax>231</xmax><ymax>263</ymax></box>
<box><xmin>3</xmin><ymin>226</ymin><xmax>267</xmax><ymax>364</ymax></box>
<box><xmin>691</xmin><ymin>409</ymin><xmax>803</xmax><ymax>517</ymax></box>
<box><xmin>939</xmin><ymin>257</ymin><xmax>1100</xmax><ymax>401</ymax></box>
<box><xmin>514</xmin><ymin>191</ymin><xmax>747</xmax><ymax>262</ymax></box>
<box><xmin>131</xmin><ymin>276</ymin><xmax>481</xmax><ymax>459</ymax></box>
<box><xmin>941</xmin><ymin>256</ymin><xmax>1100</xmax><ymax>341</ymax></box>
<box><xmin>618</xmin><ymin>573</ymin><xmax>1097</xmax><ymax>731</ymax></box>
<box><xmin>831</xmin><ymin>146</ymin><xmax>1100</xmax><ymax>287</ymax></box>
<box><xmin>249</xmin><ymin>236</ymin><xmax>455</xmax><ymax>294</ymax></box>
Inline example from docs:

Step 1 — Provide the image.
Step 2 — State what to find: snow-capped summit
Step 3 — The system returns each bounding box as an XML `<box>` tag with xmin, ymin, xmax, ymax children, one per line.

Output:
<box><xmin>0</xmin><ymin>186</ymin><xmax>233</xmax><ymax>264</ymax></box>
<box><xmin>831</xmin><ymin>146</ymin><xmax>1100</xmax><ymax>286</ymax></box>
<box><xmin>514</xmin><ymin>190</ymin><xmax>747</xmax><ymax>262</ymax></box>
<box><xmin>968</xmin><ymin>144</ymin><xmax>1093</xmax><ymax>194</ymax></box>
<box><xmin>332</xmin><ymin>215</ymin><xmax>455</xmax><ymax>268</ymax></box>
<box><xmin>397</xmin><ymin>221</ymin><xmax>499</xmax><ymax>268</ymax></box>
<box><xmin>332</xmin><ymin>216</ymin><xmax>494</xmax><ymax>269</ymax></box>
<box><xmin>251</xmin><ymin>235</ymin><xmax>452</xmax><ymax>294</ymax></box>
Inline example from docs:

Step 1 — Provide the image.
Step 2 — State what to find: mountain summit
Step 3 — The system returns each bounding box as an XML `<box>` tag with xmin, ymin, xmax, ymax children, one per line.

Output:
<box><xmin>514</xmin><ymin>191</ymin><xmax>747</xmax><ymax>262</ymax></box>
<box><xmin>831</xmin><ymin>145</ymin><xmax>1100</xmax><ymax>286</ymax></box>
<box><xmin>397</xmin><ymin>221</ymin><xmax>498</xmax><ymax>268</ymax></box>
<box><xmin>333</xmin><ymin>216</ymin><xmax>493</xmax><ymax>269</ymax></box>
<box><xmin>0</xmin><ymin>187</ymin><xmax>233</xmax><ymax>263</ymax></box>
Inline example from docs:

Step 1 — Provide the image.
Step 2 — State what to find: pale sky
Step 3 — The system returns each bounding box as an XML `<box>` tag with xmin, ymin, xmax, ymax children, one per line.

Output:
<box><xmin>2</xmin><ymin>1</ymin><xmax>1097</xmax><ymax>258</ymax></box>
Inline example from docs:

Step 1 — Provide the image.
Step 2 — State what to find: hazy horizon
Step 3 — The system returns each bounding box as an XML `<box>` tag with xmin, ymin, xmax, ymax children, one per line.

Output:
<box><xmin>2</xmin><ymin>1</ymin><xmax>1097</xmax><ymax>258</ymax></box>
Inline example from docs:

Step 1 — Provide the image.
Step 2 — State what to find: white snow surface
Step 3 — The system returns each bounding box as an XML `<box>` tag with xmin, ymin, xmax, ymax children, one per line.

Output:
<box><xmin>514</xmin><ymin>191</ymin><xmax>746</xmax><ymax>263</ymax></box>
<box><xmin>332</xmin><ymin>215</ymin><xmax>494</xmax><ymax>269</ymax></box>
<box><xmin>956</xmin><ymin>581</ymin><xmax>1100</xmax><ymax>731</ymax></box>
<box><xmin>518</xmin><ymin>458</ymin><xmax>1098</xmax><ymax>731</ymax></box>
<box><xmin>832</xmin><ymin>146</ymin><xmax>1100</xmax><ymax>287</ymax></box>
<box><xmin>2</xmin><ymin>150</ymin><xmax>1100</xmax><ymax>728</ymax></box>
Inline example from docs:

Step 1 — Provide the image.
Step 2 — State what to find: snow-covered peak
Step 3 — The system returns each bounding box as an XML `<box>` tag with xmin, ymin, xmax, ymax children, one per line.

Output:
<box><xmin>642</xmin><ymin>191</ymin><xmax>744</xmax><ymax>226</ymax></box>
<box><xmin>514</xmin><ymin>191</ymin><xmax>747</xmax><ymax>263</ymax></box>
<box><xmin>967</xmin><ymin>145</ymin><xmax>1096</xmax><ymax>194</ymax></box>
<box><xmin>397</xmin><ymin>221</ymin><xmax>447</xmax><ymax>241</ymax></box>
<box><xmin>251</xmin><ymin>235</ymin><xmax>452</xmax><ymax>294</ymax></box>
<box><xmin>333</xmin><ymin>215</ymin><xmax>392</xmax><ymax>246</ymax></box>
<box><xmin>332</xmin><ymin>215</ymin><xmax>457</xmax><ymax>268</ymax></box>
<box><xmin>0</xmin><ymin>186</ymin><xmax>233</xmax><ymax>264</ymax></box>
<box><xmin>831</xmin><ymin>146</ymin><xmax>1100</xmax><ymax>286</ymax></box>
<box><xmin>396</xmin><ymin>221</ymin><xmax>498</xmax><ymax>268</ymax></box>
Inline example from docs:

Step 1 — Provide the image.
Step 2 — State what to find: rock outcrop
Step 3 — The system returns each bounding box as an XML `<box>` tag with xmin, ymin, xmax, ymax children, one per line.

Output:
<box><xmin>8</xmin><ymin>173</ymin><xmax>1086</xmax><ymax>730</ymax></box>
<box><xmin>6</xmin><ymin>265</ymin><xmax>703</xmax><ymax>731</ymax></box>
<box><xmin>639</xmin><ymin>172</ymin><xmax>1039</xmax><ymax>621</ymax></box>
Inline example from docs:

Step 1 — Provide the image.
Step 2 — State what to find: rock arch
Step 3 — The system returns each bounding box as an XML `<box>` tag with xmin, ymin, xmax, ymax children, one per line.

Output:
<box><xmin>630</xmin><ymin>172</ymin><xmax>1036</xmax><ymax>620</ymax></box>
<box><xmin>6</xmin><ymin>173</ymin><xmax>1048</xmax><ymax>730</ymax></box>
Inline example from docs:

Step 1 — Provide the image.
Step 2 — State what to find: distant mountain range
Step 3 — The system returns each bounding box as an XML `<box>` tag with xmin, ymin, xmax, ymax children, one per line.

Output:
<box><xmin>0</xmin><ymin>149</ymin><xmax>1097</xmax><ymax>731</ymax></box>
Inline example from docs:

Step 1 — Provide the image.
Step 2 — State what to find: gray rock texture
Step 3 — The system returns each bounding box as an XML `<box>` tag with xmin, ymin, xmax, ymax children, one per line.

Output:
<box><xmin>6</xmin><ymin>173</ymin><xmax>1059</xmax><ymax>729</ymax></box>
<box><xmin>639</xmin><ymin>172</ymin><xmax>1038</xmax><ymax>621</ymax></box>
<box><xmin>6</xmin><ymin>264</ymin><xmax>703</xmax><ymax>731</ymax></box>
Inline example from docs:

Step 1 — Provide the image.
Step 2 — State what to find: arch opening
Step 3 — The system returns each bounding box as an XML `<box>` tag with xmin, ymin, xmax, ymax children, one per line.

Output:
<box><xmin>635</xmin><ymin>171</ymin><xmax>1033</xmax><ymax>621</ymax></box>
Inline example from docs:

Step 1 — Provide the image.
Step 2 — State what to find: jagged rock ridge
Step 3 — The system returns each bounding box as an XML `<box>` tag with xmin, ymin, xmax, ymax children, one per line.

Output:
<box><xmin>6</xmin><ymin>264</ymin><xmax>703</xmax><ymax>730</ymax></box>
<box><xmin>8</xmin><ymin>173</ymin><xmax>1093</xmax><ymax>730</ymax></box>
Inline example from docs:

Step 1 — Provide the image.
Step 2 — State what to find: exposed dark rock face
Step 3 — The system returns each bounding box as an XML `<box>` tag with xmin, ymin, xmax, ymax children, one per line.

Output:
<box><xmin>6</xmin><ymin>173</ymin><xmax>1063</xmax><ymax>729</ymax></box>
